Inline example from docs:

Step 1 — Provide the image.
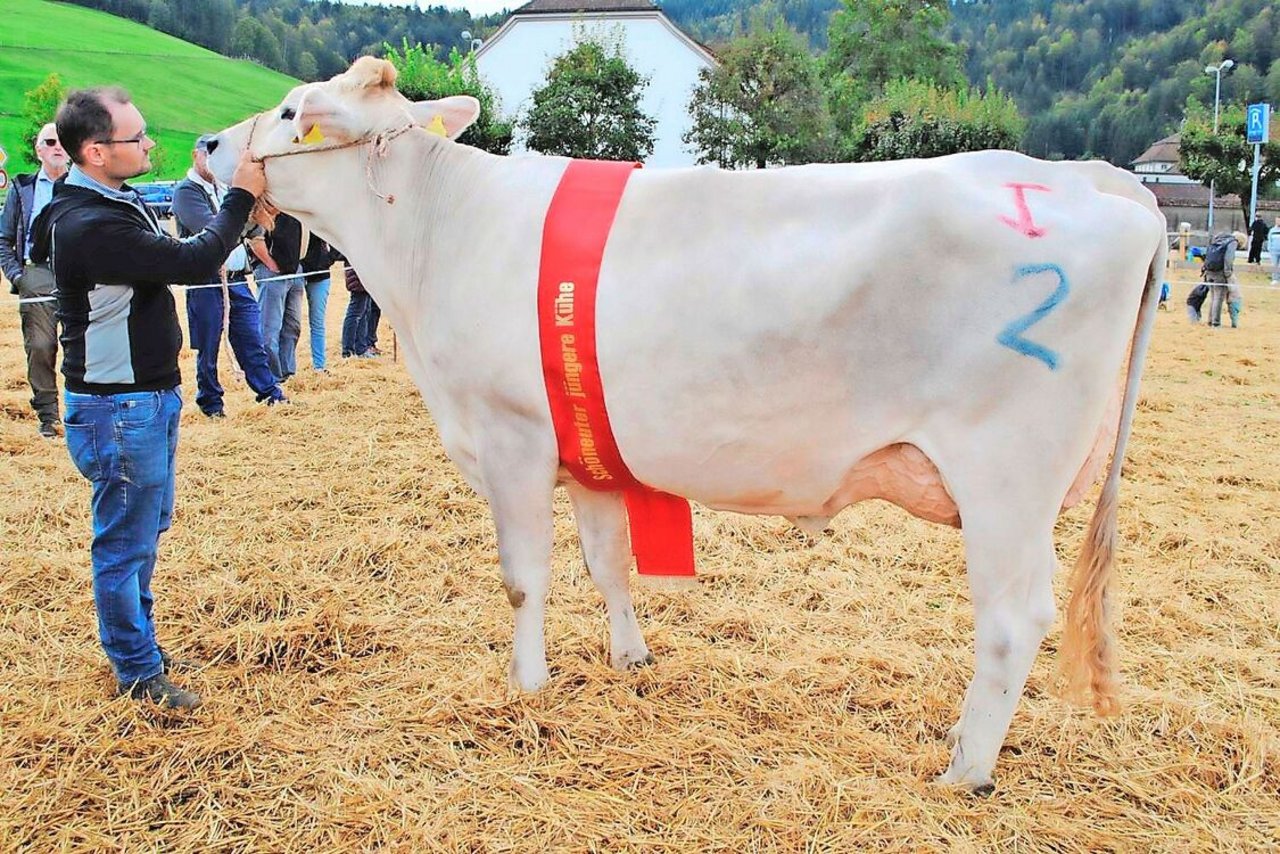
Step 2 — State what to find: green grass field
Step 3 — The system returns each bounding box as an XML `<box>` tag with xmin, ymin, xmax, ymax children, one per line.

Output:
<box><xmin>1</xmin><ymin>0</ymin><xmax>300</xmax><ymax>180</ymax></box>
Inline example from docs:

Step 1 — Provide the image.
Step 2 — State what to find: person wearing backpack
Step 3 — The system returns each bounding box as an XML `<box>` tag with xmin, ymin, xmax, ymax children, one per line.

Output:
<box><xmin>1201</xmin><ymin>231</ymin><xmax>1245</xmax><ymax>328</ymax></box>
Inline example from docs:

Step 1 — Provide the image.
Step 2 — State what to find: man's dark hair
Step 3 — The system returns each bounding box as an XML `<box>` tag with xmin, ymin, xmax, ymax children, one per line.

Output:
<box><xmin>57</xmin><ymin>87</ymin><xmax>132</xmax><ymax>166</ymax></box>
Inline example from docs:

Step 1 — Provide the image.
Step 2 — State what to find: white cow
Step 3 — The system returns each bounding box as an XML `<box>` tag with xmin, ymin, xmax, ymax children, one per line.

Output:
<box><xmin>209</xmin><ymin>58</ymin><xmax>1166</xmax><ymax>793</ymax></box>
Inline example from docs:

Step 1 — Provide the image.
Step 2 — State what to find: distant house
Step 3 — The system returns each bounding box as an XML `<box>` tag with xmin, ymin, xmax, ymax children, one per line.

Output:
<box><xmin>1130</xmin><ymin>134</ymin><xmax>1198</xmax><ymax>186</ymax></box>
<box><xmin>1130</xmin><ymin>132</ymin><xmax>1279</xmax><ymax>232</ymax></box>
<box><xmin>473</xmin><ymin>0</ymin><xmax>716</xmax><ymax>167</ymax></box>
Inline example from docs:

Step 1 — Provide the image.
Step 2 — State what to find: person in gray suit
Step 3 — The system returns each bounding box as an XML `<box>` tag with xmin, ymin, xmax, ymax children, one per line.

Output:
<box><xmin>0</xmin><ymin>122</ymin><xmax>69</xmax><ymax>437</ymax></box>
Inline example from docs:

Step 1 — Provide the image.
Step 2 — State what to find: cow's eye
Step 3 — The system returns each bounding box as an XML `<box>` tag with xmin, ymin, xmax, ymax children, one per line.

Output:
<box><xmin>280</xmin><ymin>107</ymin><xmax>296</xmax><ymax>121</ymax></box>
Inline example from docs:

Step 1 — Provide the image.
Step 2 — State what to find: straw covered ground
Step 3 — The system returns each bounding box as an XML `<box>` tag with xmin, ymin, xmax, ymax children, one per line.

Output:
<box><xmin>1</xmin><ymin>267</ymin><xmax>1278</xmax><ymax>852</ymax></box>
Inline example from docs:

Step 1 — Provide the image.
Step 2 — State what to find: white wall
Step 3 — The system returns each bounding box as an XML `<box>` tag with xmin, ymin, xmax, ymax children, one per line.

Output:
<box><xmin>475</xmin><ymin>14</ymin><xmax>713</xmax><ymax>168</ymax></box>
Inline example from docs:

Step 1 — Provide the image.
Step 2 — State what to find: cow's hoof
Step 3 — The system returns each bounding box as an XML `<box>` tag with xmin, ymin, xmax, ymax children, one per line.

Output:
<box><xmin>508</xmin><ymin>660</ymin><xmax>550</xmax><ymax>693</ymax></box>
<box><xmin>935</xmin><ymin>772</ymin><xmax>997</xmax><ymax>797</ymax></box>
<box><xmin>613</xmin><ymin>649</ymin><xmax>656</xmax><ymax>671</ymax></box>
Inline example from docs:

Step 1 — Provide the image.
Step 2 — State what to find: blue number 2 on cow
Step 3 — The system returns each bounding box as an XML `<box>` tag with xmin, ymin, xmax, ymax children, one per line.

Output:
<box><xmin>997</xmin><ymin>263</ymin><xmax>1069</xmax><ymax>370</ymax></box>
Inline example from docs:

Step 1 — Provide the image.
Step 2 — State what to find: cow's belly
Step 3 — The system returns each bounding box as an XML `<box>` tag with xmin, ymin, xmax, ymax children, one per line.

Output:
<box><xmin>674</xmin><ymin>381</ymin><xmax>1121</xmax><ymax>529</ymax></box>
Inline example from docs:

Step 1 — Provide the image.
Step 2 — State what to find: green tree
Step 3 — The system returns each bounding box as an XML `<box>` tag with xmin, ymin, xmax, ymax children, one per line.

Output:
<box><xmin>231</xmin><ymin>16</ymin><xmax>284</xmax><ymax>71</ymax></box>
<box><xmin>1180</xmin><ymin>100</ymin><xmax>1280</xmax><ymax>223</ymax></box>
<box><xmin>823</xmin><ymin>0</ymin><xmax>965</xmax><ymax>156</ymax></box>
<box><xmin>824</xmin><ymin>0</ymin><xmax>962</xmax><ymax>110</ymax></box>
<box><xmin>296</xmin><ymin>51</ymin><xmax>319</xmax><ymax>82</ymax></box>
<box><xmin>385</xmin><ymin>40</ymin><xmax>513</xmax><ymax>155</ymax></box>
<box><xmin>685</xmin><ymin>18</ymin><xmax>833</xmax><ymax>168</ymax></box>
<box><xmin>521</xmin><ymin>37</ymin><xmax>656</xmax><ymax>161</ymax></box>
<box><xmin>850</xmin><ymin>78</ymin><xmax>1024</xmax><ymax>162</ymax></box>
<box><xmin>20</xmin><ymin>73</ymin><xmax>67</xmax><ymax>170</ymax></box>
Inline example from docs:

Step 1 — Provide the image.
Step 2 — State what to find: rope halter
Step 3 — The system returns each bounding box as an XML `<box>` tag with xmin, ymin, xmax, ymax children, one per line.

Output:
<box><xmin>245</xmin><ymin>110</ymin><xmax>419</xmax><ymax>205</ymax></box>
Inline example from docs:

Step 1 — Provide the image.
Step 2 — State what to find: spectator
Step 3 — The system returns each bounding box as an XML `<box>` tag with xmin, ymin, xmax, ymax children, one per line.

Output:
<box><xmin>365</xmin><ymin>297</ymin><xmax>384</xmax><ymax>356</ymax></box>
<box><xmin>1247</xmin><ymin>214</ymin><xmax>1268</xmax><ymax>264</ymax></box>
<box><xmin>299</xmin><ymin>228</ymin><xmax>338</xmax><ymax>372</ymax></box>
<box><xmin>29</xmin><ymin>86</ymin><xmax>265</xmax><ymax>708</ymax></box>
<box><xmin>1185</xmin><ymin>283</ymin><xmax>1208</xmax><ymax>324</ymax></box>
<box><xmin>247</xmin><ymin>206</ymin><xmax>303</xmax><ymax>382</ymax></box>
<box><xmin>1269</xmin><ymin>216</ymin><xmax>1280</xmax><ymax>286</ymax></box>
<box><xmin>1203</xmin><ymin>231</ymin><xmax>1245</xmax><ymax>329</ymax></box>
<box><xmin>172</xmin><ymin>134</ymin><xmax>286</xmax><ymax>416</ymax></box>
<box><xmin>0</xmin><ymin>122</ymin><xmax>68</xmax><ymax>438</ymax></box>
<box><xmin>341</xmin><ymin>263</ymin><xmax>380</xmax><ymax>358</ymax></box>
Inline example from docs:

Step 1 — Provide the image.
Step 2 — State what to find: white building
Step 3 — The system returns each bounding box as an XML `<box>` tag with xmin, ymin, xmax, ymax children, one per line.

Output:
<box><xmin>474</xmin><ymin>0</ymin><xmax>716</xmax><ymax>168</ymax></box>
<box><xmin>1129</xmin><ymin>134</ymin><xmax>1198</xmax><ymax>186</ymax></box>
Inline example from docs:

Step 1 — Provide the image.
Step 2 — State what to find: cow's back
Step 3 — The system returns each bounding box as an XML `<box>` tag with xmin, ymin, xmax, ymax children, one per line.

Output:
<box><xmin>595</xmin><ymin>151</ymin><xmax>1164</xmax><ymax>515</ymax></box>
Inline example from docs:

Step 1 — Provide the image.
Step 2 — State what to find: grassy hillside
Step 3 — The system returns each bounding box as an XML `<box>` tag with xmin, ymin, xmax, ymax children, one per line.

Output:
<box><xmin>1</xmin><ymin>0</ymin><xmax>300</xmax><ymax>179</ymax></box>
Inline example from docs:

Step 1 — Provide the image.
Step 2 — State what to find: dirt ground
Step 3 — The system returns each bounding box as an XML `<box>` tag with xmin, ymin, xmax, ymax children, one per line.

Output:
<box><xmin>0</xmin><ymin>266</ymin><xmax>1277</xmax><ymax>852</ymax></box>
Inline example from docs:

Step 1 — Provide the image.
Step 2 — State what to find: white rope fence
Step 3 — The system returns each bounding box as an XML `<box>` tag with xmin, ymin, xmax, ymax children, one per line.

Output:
<box><xmin>7</xmin><ymin>267</ymin><xmax>334</xmax><ymax>305</ymax></box>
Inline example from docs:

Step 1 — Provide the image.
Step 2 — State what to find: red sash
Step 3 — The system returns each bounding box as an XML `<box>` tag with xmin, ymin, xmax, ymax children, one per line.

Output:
<box><xmin>538</xmin><ymin>160</ymin><xmax>695</xmax><ymax>578</ymax></box>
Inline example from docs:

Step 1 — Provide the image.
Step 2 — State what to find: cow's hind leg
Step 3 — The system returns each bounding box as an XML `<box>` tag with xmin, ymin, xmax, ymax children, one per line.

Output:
<box><xmin>478</xmin><ymin>431</ymin><xmax>559</xmax><ymax>692</ymax></box>
<box><xmin>566</xmin><ymin>484</ymin><xmax>653</xmax><ymax>671</ymax></box>
<box><xmin>939</xmin><ymin>504</ymin><xmax>1058</xmax><ymax>794</ymax></box>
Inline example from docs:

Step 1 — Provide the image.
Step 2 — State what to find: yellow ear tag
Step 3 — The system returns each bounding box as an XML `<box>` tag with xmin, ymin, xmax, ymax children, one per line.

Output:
<box><xmin>427</xmin><ymin>114</ymin><xmax>448</xmax><ymax>137</ymax></box>
<box><xmin>301</xmin><ymin>125</ymin><xmax>326</xmax><ymax>145</ymax></box>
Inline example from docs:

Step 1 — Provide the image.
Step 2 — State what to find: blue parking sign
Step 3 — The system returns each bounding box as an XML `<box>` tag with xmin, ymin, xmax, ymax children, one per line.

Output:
<box><xmin>1246</xmin><ymin>103</ymin><xmax>1269</xmax><ymax>144</ymax></box>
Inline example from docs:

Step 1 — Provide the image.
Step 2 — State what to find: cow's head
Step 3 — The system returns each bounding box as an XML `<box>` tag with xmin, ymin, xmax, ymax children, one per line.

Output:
<box><xmin>207</xmin><ymin>56</ymin><xmax>480</xmax><ymax>218</ymax></box>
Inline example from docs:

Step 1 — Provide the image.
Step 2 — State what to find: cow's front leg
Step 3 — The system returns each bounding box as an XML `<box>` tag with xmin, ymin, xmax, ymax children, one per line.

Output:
<box><xmin>939</xmin><ymin>517</ymin><xmax>1057</xmax><ymax>794</ymax></box>
<box><xmin>478</xmin><ymin>429</ymin><xmax>559</xmax><ymax>692</ymax></box>
<box><xmin>566</xmin><ymin>484</ymin><xmax>652</xmax><ymax>671</ymax></box>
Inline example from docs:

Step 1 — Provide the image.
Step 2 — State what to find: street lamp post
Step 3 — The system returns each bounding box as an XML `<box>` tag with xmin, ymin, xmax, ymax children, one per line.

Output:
<box><xmin>1203</xmin><ymin>58</ymin><xmax>1235</xmax><ymax>232</ymax></box>
<box><xmin>460</xmin><ymin>30</ymin><xmax>483</xmax><ymax>53</ymax></box>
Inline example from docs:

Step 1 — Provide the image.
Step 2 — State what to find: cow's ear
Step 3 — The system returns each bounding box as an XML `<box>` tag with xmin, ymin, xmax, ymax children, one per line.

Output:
<box><xmin>346</xmin><ymin>56</ymin><xmax>398</xmax><ymax>89</ymax></box>
<box><xmin>406</xmin><ymin>96</ymin><xmax>481</xmax><ymax>140</ymax></box>
<box><xmin>293</xmin><ymin>87</ymin><xmax>359</xmax><ymax>145</ymax></box>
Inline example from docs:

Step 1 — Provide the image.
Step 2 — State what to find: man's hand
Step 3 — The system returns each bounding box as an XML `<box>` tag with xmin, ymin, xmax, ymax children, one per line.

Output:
<box><xmin>231</xmin><ymin>150</ymin><xmax>267</xmax><ymax>199</ymax></box>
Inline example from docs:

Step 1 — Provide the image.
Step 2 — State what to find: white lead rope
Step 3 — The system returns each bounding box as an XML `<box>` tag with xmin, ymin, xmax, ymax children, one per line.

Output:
<box><xmin>9</xmin><ymin>267</ymin><xmax>335</xmax><ymax>304</ymax></box>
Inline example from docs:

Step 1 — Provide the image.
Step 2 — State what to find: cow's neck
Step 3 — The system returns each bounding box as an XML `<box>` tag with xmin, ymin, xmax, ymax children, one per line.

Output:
<box><xmin>307</xmin><ymin>132</ymin><xmax>496</xmax><ymax>332</ymax></box>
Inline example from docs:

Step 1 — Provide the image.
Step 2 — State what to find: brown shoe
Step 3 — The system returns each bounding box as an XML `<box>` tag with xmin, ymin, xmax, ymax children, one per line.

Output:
<box><xmin>119</xmin><ymin>673</ymin><xmax>202</xmax><ymax>710</ymax></box>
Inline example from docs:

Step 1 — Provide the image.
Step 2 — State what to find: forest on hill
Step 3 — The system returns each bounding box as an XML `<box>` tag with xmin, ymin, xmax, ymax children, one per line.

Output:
<box><xmin>55</xmin><ymin>0</ymin><xmax>1280</xmax><ymax>166</ymax></box>
<box><xmin>947</xmin><ymin>0</ymin><xmax>1279</xmax><ymax>162</ymax></box>
<box><xmin>664</xmin><ymin>0</ymin><xmax>1279</xmax><ymax>164</ymax></box>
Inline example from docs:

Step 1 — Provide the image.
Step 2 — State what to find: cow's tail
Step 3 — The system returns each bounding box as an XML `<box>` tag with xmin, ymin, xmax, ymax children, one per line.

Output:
<box><xmin>1060</xmin><ymin>228</ymin><xmax>1165</xmax><ymax>717</ymax></box>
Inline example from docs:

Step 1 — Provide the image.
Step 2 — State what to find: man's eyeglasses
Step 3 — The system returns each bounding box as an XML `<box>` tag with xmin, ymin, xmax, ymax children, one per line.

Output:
<box><xmin>96</xmin><ymin>131</ymin><xmax>150</xmax><ymax>146</ymax></box>
<box><xmin>39</xmin><ymin>138</ymin><xmax>61</xmax><ymax>147</ymax></box>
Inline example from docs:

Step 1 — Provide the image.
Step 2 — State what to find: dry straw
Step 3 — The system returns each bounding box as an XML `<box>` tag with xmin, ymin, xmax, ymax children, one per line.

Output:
<box><xmin>1</xmin><ymin>268</ymin><xmax>1277</xmax><ymax>851</ymax></box>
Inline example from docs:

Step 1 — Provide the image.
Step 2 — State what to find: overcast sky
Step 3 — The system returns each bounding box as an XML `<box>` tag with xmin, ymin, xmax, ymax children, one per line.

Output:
<box><xmin>343</xmin><ymin>0</ymin><xmax>518</xmax><ymax>19</ymax></box>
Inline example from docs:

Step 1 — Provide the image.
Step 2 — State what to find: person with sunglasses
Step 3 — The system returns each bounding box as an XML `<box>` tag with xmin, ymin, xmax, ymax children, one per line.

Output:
<box><xmin>0</xmin><ymin>123</ymin><xmax>68</xmax><ymax>438</ymax></box>
<box><xmin>28</xmin><ymin>87</ymin><xmax>266</xmax><ymax>710</ymax></box>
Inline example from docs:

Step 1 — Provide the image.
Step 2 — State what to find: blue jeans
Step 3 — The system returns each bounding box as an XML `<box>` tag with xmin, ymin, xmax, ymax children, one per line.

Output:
<box><xmin>305</xmin><ymin>276</ymin><xmax>330</xmax><ymax>369</ymax></box>
<box><xmin>366</xmin><ymin>298</ymin><xmax>382</xmax><ymax>350</ymax></box>
<box><xmin>186</xmin><ymin>280</ymin><xmax>284</xmax><ymax>414</ymax></box>
<box><xmin>341</xmin><ymin>290</ymin><xmax>371</xmax><ymax>356</ymax></box>
<box><xmin>254</xmin><ymin>264</ymin><xmax>304</xmax><ymax>382</ymax></box>
<box><xmin>63</xmin><ymin>387</ymin><xmax>183</xmax><ymax>685</ymax></box>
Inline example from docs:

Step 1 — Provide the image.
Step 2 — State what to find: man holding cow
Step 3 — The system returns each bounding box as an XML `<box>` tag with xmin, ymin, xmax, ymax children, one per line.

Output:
<box><xmin>30</xmin><ymin>86</ymin><xmax>266</xmax><ymax>709</ymax></box>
